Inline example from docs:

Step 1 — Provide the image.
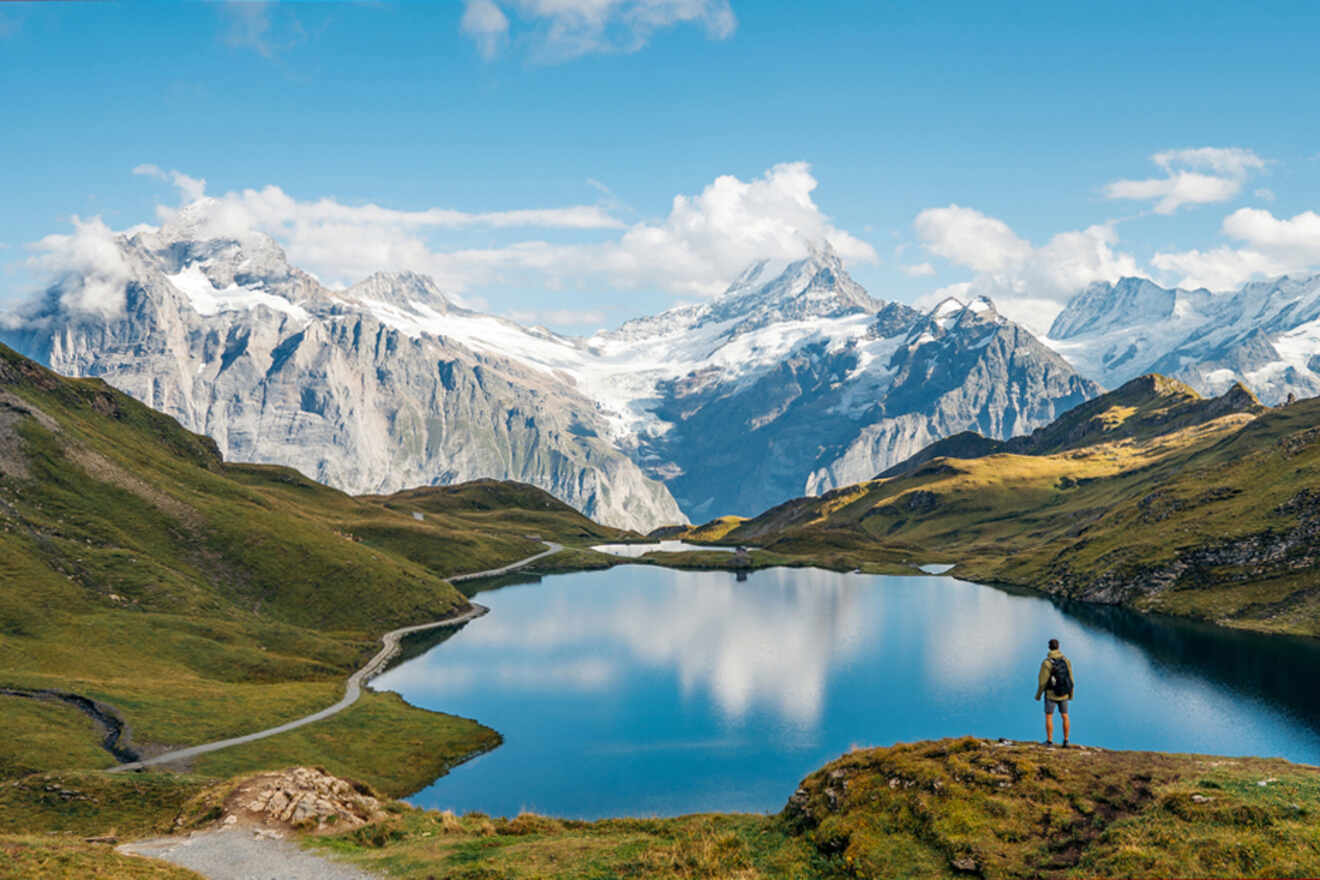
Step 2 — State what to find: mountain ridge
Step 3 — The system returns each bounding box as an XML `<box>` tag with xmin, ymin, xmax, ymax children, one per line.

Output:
<box><xmin>1045</xmin><ymin>273</ymin><xmax>1320</xmax><ymax>405</ymax></box>
<box><xmin>3</xmin><ymin>217</ymin><xmax>1101</xmax><ymax>527</ymax></box>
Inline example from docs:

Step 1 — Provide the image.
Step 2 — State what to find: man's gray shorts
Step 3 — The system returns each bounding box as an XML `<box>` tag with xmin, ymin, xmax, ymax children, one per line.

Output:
<box><xmin>1045</xmin><ymin>698</ymin><xmax>1069</xmax><ymax>715</ymax></box>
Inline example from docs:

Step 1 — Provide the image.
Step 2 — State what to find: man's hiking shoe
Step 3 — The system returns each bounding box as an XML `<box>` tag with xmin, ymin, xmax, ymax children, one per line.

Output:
<box><xmin>1061</xmin><ymin>740</ymin><xmax>1070</xmax><ymax>749</ymax></box>
<box><xmin>1042</xmin><ymin>740</ymin><xmax>1054</xmax><ymax>747</ymax></box>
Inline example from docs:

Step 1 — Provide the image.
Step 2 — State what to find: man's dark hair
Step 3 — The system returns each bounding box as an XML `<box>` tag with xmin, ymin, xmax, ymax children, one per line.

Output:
<box><xmin>1048</xmin><ymin>638</ymin><xmax>1059</xmax><ymax>650</ymax></box>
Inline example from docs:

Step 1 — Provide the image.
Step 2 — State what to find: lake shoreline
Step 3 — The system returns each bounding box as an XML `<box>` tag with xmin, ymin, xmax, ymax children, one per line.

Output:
<box><xmin>376</xmin><ymin>562</ymin><xmax>1320</xmax><ymax>819</ymax></box>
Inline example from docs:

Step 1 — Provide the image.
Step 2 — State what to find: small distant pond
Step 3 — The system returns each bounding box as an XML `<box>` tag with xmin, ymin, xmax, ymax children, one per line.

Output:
<box><xmin>371</xmin><ymin>566</ymin><xmax>1320</xmax><ymax>819</ymax></box>
<box><xmin>591</xmin><ymin>540</ymin><xmax>737</xmax><ymax>557</ymax></box>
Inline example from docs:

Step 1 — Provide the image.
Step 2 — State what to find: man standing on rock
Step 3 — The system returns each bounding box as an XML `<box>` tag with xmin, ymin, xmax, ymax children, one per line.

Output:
<box><xmin>1034</xmin><ymin>638</ymin><xmax>1074</xmax><ymax>747</ymax></box>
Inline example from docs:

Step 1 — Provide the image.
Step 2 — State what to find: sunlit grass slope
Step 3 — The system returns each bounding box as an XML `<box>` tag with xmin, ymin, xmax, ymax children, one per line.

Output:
<box><xmin>0</xmin><ymin>342</ymin><xmax>626</xmax><ymax>793</ymax></box>
<box><xmin>316</xmin><ymin>737</ymin><xmax>1320</xmax><ymax>880</ymax></box>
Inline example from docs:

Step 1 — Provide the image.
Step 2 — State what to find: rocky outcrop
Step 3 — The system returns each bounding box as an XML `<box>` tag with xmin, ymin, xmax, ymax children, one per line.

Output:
<box><xmin>218</xmin><ymin>768</ymin><xmax>389</xmax><ymax>833</ymax></box>
<box><xmin>1042</xmin><ymin>488</ymin><xmax>1320</xmax><ymax>606</ymax></box>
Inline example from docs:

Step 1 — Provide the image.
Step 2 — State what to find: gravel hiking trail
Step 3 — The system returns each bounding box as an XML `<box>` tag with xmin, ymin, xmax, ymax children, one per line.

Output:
<box><xmin>121</xmin><ymin>829</ymin><xmax>379</xmax><ymax>880</ymax></box>
<box><xmin>114</xmin><ymin>542</ymin><xmax>564</xmax><ymax>879</ymax></box>
<box><xmin>111</xmin><ymin>542</ymin><xmax>561</xmax><ymax>772</ymax></box>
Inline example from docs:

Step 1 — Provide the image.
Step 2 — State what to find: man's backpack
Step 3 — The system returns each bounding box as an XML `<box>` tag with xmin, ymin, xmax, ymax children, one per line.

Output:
<box><xmin>1048</xmin><ymin>656</ymin><xmax>1072</xmax><ymax>696</ymax></box>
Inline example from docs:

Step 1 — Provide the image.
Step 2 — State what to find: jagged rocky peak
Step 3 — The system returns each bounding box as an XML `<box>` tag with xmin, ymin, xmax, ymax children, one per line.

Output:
<box><xmin>1049</xmin><ymin>276</ymin><xmax>1184</xmax><ymax>340</ymax></box>
<box><xmin>343</xmin><ymin>271</ymin><xmax>452</xmax><ymax>311</ymax></box>
<box><xmin>1042</xmin><ymin>272</ymin><xmax>1320</xmax><ymax>405</ymax></box>
<box><xmin>601</xmin><ymin>241</ymin><xmax>880</xmax><ymax>344</ymax></box>
<box><xmin>117</xmin><ymin>201</ymin><xmax>325</xmax><ymax>313</ymax></box>
<box><xmin>140</xmin><ymin>200</ymin><xmax>293</xmax><ymax>276</ymax></box>
<box><xmin>904</xmin><ymin>294</ymin><xmax>1005</xmax><ymax>344</ymax></box>
<box><xmin>705</xmin><ymin>241</ymin><xmax>880</xmax><ymax>329</ymax></box>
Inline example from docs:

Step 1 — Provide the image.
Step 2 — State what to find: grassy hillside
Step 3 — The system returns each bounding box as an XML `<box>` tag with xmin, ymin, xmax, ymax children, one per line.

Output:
<box><xmin>312</xmin><ymin>737</ymin><xmax>1320</xmax><ymax>880</ymax></box>
<box><xmin>0</xmin><ymin>342</ymin><xmax>629</xmax><ymax>802</ymax></box>
<box><xmin>877</xmin><ymin>375</ymin><xmax>1263</xmax><ymax>479</ymax></box>
<box><xmin>686</xmin><ymin>375</ymin><xmax>1320</xmax><ymax>636</ymax></box>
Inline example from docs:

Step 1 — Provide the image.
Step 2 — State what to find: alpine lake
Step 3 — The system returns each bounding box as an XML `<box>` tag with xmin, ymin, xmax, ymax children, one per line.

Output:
<box><xmin>370</xmin><ymin>549</ymin><xmax>1320</xmax><ymax>819</ymax></box>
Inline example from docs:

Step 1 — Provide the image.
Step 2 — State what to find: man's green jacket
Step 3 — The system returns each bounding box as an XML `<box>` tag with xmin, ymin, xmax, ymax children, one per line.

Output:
<box><xmin>1035</xmin><ymin>649</ymin><xmax>1075</xmax><ymax>701</ymax></box>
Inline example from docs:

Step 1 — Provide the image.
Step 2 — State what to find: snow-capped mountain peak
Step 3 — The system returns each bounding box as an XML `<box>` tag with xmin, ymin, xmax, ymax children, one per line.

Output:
<box><xmin>700</xmin><ymin>243</ymin><xmax>879</xmax><ymax>331</ymax></box>
<box><xmin>2</xmin><ymin>225</ymin><xmax>1102</xmax><ymax>530</ymax></box>
<box><xmin>1043</xmin><ymin>272</ymin><xmax>1320</xmax><ymax>404</ymax></box>
<box><xmin>342</xmin><ymin>271</ymin><xmax>452</xmax><ymax>312</ymax></box>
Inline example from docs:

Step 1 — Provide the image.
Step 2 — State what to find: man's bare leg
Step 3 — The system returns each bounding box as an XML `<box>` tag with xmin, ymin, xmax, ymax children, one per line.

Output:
<box><xmin>1062</xmin><ymin>713</ymin><xmax>1070</xmax><ymax>744</ymax></box>
<box><xmin>1044</xmin><ymin>712</ymin><xmax>1054</xmax><ymax>744</ymax></box>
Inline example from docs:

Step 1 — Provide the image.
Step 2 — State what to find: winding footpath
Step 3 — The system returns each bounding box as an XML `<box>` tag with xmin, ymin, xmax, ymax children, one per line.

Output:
<box><xmin>111</xmin><ymin>541</ymin><xmax>562</xmax><ymax>773</ymax></box>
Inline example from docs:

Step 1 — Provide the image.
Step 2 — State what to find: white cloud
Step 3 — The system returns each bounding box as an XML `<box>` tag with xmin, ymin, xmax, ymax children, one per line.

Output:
<box><xmin>145</xmin><ymin>161</ymin><xmax>876</xmax><ymax>299</ymax></box>
<box><xmin>913</xmin><ymin>205</ymin><xmax>1139</xmax><ymax>335</ymax></box>
<box><xmin>133</xmin><ymin>164</ymin><xmax>208</xmax><ymax>203</ymax></box>
<box><xmin>1152</xmin><ymin>147</ymin><xmax>1267</xmax><ymax>178</ymax></box>
<box><xmin>179</xmin><ymin>183</ymin><xmax>625</xmax><ymax>232</ymax></box>
<box><xmin>26</xmin><ymin>217</ymin><xmax>133</xmax><ymax>318</ymax></box>
<box><xmin>902</xmin><ymin>262</ymin><xmax>935</xmax><ymax>277</ymax></box>
<box><xmin>1103</xmin><ymin>147</ymin><xmax>1267</xmax><ymax>215</ymax></box>
<box><xmin>460</xmin><ymin>0</ymin><xmax>509</xmax><ymax>60</ymax></box>
<box><xmin>463</xmin><ymin>0</ymin><xmax>736</xmax><ymax>61</ymax></box>
<box><xmin>582</xmin><ymin>161</ymin><xmax>877</xmax><ymax>296</ymax></box>
<box><xmin>1254</xmin><ymin>187</ymin><xmax>1277</xmax><ymax>202</ymax></box>
<box><xmin>1151</xmin><ymin>208</ymin><xmax>1320</xmax><ymax>290</ymax></box>
<box><xmin>914</xmin><ymin>205</ymin><xmax>1032</xmax><ymax>273</ymax></box>
<box><xmin>913</xmin><ymin>281</ymin><xmax>972</xmax><ymax>310</ymax></box>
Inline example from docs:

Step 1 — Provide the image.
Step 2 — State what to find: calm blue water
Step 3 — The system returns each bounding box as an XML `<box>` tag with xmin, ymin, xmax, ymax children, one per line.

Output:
<box><xmin>371</xmin><ymin>566</ymin><xmax>1320</xmax><ymax>819</ymax></box>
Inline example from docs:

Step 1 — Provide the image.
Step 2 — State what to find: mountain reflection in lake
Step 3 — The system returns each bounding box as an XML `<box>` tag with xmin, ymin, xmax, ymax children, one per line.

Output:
<box><xmin>371</xmin><ymin>566</ymin><xmax>1320</xmax><ymax>819</ymax></box>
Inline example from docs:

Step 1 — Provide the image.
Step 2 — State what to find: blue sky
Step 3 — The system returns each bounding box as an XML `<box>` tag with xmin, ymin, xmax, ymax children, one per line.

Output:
<box><xmin>3</xmin><ymin>0</ymin><xmax>1319</xmax><ymax>334</ymax></box>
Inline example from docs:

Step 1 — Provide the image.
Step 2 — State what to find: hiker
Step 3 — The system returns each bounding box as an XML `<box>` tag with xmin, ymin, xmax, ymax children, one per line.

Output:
<box><xmin>1034</xmin><ymin>638</ymin><xmax>1074</xmax><ymax>747</ymax></box>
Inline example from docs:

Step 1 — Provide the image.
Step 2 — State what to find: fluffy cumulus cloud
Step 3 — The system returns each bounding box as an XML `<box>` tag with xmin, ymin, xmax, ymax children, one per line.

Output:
<box><xmin>582</xmin><ymin>161</ymin><xmax>876</xmax><ymax>295</ymax></box>
<box><xmin>460</xmin><ymin>0</ymin><xmax>736</xmax><ymax>61</ymax></box>
<box><xmin>914</xmin><ymin>206</ymin><xmax>1033</xmax><ymax>274</ymax></box>
<box><xmin>96</xmin><ymin>161</ymin><xmax>874</xmax><ymax>302</ymax></box>
<box><xmin>912</xmin><ymin>204</ymin><xmax>1139</xmax><ymax>333</ymax></box>
<box><xmin>1151</xmin><ymin>208</ymin><xmax>1320</xmax><ymax>290</ymax></box>
<box><xmin>24</xmin><ymin>217</ymin><xmax>134</xmax><ymax>319</ymax></box>
<box><xmin>1104</xmin><ymin>147</ymin><xmax>1267</xmax><ymax>215</ymax></box>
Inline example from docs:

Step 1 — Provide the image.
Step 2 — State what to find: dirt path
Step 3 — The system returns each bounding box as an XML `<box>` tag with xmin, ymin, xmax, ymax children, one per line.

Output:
<box><xmin>121</xmin><ymin>828</ymin><xmax>378</xmax><ymax>880</ymax></box>
<box><xmin>110</xmin><ymin>541</ymin><xmax>563</xmax><ymax>773</ymax></box>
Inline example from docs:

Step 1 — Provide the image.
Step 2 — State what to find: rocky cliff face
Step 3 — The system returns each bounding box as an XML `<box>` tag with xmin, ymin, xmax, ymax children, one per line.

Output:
<box><xmin>1046</xmin><ymin>274</ymin><xmax>1320</xmax><ymax>405</ymax></box>
<box><xmin>3</xmin><ymin>209</ymin><xmax>1102</xmax><ymax>525</ymax></box>
<box><xmin>3</xmin><ymin>208</ymin><xmax>684</xmax><ymax>533</ymax></box>
<box><xmin>626</xmin><ymin>291</ymin><xmax>1098</xmax><ymax>519</ymax></box>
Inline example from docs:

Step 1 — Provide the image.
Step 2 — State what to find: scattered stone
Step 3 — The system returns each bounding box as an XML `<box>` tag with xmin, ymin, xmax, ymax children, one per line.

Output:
<box><xmin>1191</xmin><ymin>794</ymin><xmax>1213</xmax><ymax>803</ymax></box>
